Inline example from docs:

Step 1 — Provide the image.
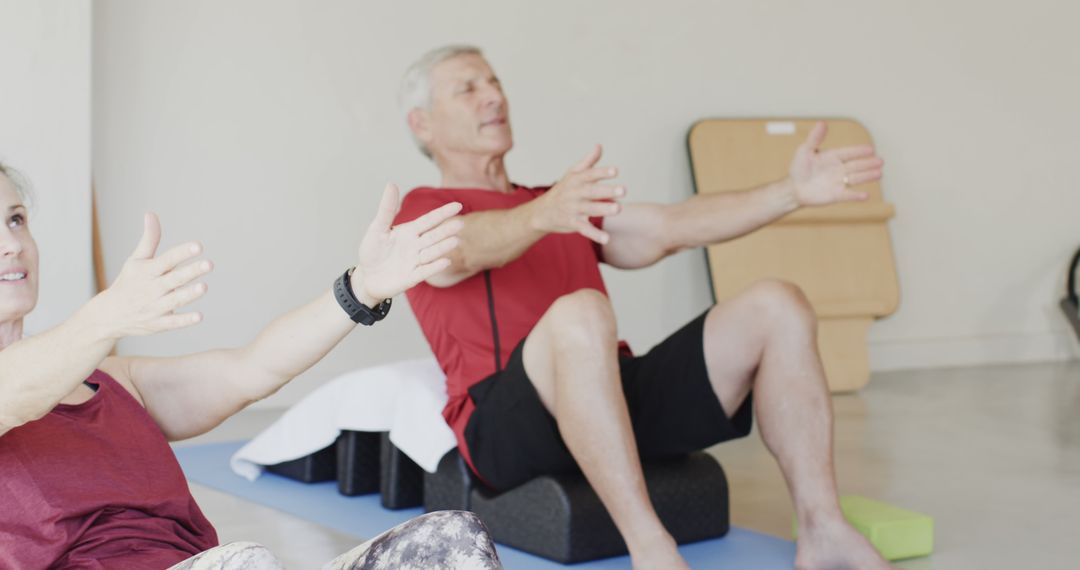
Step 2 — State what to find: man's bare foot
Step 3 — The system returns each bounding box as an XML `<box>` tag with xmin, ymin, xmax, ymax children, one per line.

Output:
<box><xmin>795</xmin><ymin>517</ymin><xmax>893</xmax><ymax>570</ymax></box>
<box><xmin>628</xmin><ymin>533</ymin><xmax>690</xmax><ymax>570</ymax></box>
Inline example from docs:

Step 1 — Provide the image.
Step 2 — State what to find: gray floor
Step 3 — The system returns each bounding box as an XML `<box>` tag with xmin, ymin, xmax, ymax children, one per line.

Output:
<box><xmin>175</xmin><ymin>361</ymin><xmax>1080</xmax><ymax>569</ymax></box>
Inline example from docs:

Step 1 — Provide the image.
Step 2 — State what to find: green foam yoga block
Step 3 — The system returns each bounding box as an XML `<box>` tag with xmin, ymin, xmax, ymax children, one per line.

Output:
<box><xmin>792</xmin><ymin>496</ymin><xmax>933</xmax><ymax>561</ymax></box>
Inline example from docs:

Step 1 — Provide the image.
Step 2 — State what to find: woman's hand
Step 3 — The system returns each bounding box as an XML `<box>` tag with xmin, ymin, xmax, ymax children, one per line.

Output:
<box><xmin>81</xmin><ymin>213</ymin><xmax>213</xmax><ymax>339</ymax></box>
<box><xmin>352</xmin><ymin>184</ymin><xmax>463</xmax><ymax>306</ymax></box>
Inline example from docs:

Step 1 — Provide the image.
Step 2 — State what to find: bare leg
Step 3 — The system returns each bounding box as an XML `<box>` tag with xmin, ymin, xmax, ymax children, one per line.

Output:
<box><xmin>701</xmin><ymin>280</ymin><xmax>890</xmax><ymax>570</ymax></box>
<box><xmin>522</xmin><ymin>289</ymin><xmax>688</xmax><ymax>570</ymax></box>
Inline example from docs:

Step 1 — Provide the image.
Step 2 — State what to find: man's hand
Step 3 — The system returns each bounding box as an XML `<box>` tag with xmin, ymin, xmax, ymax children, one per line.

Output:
<box><xmin>789</xmin><ymin>121</ymin><xmax>884</xmax><ymax>207</ymax></box>
<box><xmin>530</xmin><ymin>145</ymin><xmax>626</xmax><ymax>244</ymax></box>
<box><xmin>353</xmin><ymin>184</ymin><xmax>464</xmax><ymax>305</ymax></box>
<box><xmin>82</xmin><ymin>213</ymin><xmax>213</xmax><ymax>339</ymax></box>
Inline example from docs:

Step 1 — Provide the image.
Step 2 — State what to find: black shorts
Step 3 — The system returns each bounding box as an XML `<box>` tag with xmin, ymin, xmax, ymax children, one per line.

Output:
<box><xmin>462</xmin><ymin>310</ymin><xmax>754</xmax><ymax>491</ymax></box>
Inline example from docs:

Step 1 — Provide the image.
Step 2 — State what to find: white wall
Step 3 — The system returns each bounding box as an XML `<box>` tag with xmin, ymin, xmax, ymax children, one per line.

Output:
<box><xmin>92</xmin><ymin>0</ymin><xmax>1080</xmax><ymax>408</ymax></box>
<box><xmin>0</xmin><ymin>0</ymin><xmax>93</xmax><ymax>334</ymax></box>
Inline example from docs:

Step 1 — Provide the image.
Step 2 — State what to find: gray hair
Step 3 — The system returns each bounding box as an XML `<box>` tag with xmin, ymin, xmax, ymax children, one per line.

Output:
<box><xmin>399</xmin><ymin>44</ymin><xmax>484</xmax><ymax>159</ymax></box>
<box><xmin>0</xmin><ymin>161</ymin><xmax>32</xmax><ymax>210</ymax></box>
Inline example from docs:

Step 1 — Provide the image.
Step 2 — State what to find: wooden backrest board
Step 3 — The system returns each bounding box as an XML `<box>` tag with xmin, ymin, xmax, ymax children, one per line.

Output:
<box><xmin>687</xmin><ymin>119</ymin><xmax>900</xmax><ymax>317</ymax></box>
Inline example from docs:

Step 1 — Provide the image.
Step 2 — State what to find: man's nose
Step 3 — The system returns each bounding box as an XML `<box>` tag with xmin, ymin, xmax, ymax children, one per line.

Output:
<box><xmin>480</xmin><ymin>84</ymin><xmax>505</xmax><ymax>107</ymax></box>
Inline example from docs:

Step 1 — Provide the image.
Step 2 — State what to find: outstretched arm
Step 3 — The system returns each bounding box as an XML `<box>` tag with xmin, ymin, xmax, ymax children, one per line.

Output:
<box><xmin>601</xmin><ymin>122</ymin><xmax>884</xmax><ymax>269</ymax></box>
<box><xmin>112</xmin><ymin>184</ymin><xmax>463</xmax><ymax>441</ymax></box>
<box><xmin>0</xmin><ymin>213</ymin><xmax>210</xmax><ymax>436</ymax></box>
<box><xmin>425</xmin><ymin>145</ymin><xmax>625</xmax><ymax>287</ymax></box>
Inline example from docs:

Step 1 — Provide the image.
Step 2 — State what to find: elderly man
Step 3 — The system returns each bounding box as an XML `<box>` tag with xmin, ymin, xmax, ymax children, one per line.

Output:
<box><xmin>393</xmin><ymin>45</ymin><xmax>889</xmax><ymax>570</ymax></box>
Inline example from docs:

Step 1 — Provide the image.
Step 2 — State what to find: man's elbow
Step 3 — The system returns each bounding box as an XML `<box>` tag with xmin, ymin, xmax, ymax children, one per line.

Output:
<box><xmin>632</xmin><ymin>227</ymin><xmax>683</xmax><ymax>268</ymax></box>
<box><xmin>425</xmin><ymin>255</ymin><xmax>483</xmax><ymax>288</ymax></box>
<box><xmin>654</xmin><ymin>210</ymin><xmax>689</xmax><ymax>253</ymax></box>
<box><xmin>425</xmin><ymin>270</ymin><xmax>471</xmax><ymax>288</ymax></box>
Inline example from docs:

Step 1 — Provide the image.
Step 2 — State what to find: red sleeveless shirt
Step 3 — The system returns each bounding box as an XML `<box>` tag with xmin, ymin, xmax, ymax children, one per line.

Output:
<box><xmin>0</xmin><ymin>370</ymin><xmax>218</xmax><ymax>569</ymax></box>
<box><xmin>395</xmin><ymin>185</ymin><xmax>619</xmax><ymax>473</ymax></box>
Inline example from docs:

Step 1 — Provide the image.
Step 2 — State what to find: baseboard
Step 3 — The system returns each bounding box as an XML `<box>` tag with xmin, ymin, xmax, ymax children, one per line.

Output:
<box><xmin>869</xmin><ymin>330</ymin><xmax>1080</xmax><ymax>372</ymax></box>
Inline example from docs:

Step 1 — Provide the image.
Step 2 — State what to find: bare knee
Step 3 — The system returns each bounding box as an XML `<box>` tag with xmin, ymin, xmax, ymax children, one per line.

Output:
<box><xmin>743</xmin><ymin>279</ymin><xmax>817</xmax><ymax>332</ymax></box>
<box><xmin>701</xmin><ymin>280</ymin><xmax>817</xmax><ymax>399</ymax></box>
<box><xmin>524</xmin><ymin>289</ymin><xmax>619</xmax><ymax>408</ymax></box>
<box><xmin>544</xmin><ymin>289</ymin><xmax>617</xmax><ymax>347</ymax></box>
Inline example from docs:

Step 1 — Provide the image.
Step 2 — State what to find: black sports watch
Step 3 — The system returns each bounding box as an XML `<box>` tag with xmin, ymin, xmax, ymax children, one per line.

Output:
<box><xmin>333</xmin><ymin>268</ymin><xmax>391</xmax><ymax>325</ymax></box>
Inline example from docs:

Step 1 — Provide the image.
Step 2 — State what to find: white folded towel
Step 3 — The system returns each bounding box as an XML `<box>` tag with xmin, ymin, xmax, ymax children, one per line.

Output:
<box><xmin>230</xmin><ymin>358</ymin><xmax>456</xmax><ymax>481</ymax></box>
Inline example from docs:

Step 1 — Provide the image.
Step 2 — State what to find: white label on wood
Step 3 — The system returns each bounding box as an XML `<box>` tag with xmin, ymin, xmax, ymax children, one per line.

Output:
<box><xmin>765</xmin><ymin>121</ymin><xmax>797</xmax><ymax>135</ymax></box>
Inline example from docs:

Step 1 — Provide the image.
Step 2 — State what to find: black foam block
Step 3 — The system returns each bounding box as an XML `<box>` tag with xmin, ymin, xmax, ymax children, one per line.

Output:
<box><xmin>336</xmin><ymin>430</ymin><xmax>381</xmax><ymax>496</ymax></box>
<box><xmin>265</xmin><ymin>441</ymin><xmax>336</xmax><ymax>483</ymax></box>
<box><xmin>424</xmin><ymin>450</ymin><xmax>729</xmax><ymax>563</ymax></box>
<box><xmin>379</xmin><ymin>433</ymin><xmax>424</xmax><ymax>509</ymax></box>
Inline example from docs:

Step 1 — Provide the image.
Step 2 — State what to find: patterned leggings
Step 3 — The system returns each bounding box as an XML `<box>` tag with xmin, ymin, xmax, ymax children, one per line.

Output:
<box><xmin>168</xmin><ymin>510</ymin><xmax>503</xmax><ymax>570</ymax></box>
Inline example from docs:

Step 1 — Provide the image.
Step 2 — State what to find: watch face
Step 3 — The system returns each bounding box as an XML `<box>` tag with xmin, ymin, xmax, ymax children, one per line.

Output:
<box><xmin>356</xmin><ymin>310</ymin><xmax>376</xmax><ymax>326</ymax></box>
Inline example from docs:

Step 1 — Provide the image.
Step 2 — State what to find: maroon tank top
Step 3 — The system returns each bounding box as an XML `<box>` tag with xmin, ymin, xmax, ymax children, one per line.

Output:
<box><xmin>0</xmin><ymin>370</ymin><xmax>218</xmax><ymax>569</ymax></box>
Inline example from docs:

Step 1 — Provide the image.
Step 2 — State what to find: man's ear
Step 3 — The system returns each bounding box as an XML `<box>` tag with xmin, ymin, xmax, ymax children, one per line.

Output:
<box><xmin>407</xmin><ymin>108</ymin><xmax>433</xmax><ymax>147</ymax></box>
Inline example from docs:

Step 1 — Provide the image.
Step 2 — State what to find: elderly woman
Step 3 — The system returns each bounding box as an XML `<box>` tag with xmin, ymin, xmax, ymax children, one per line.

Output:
<box><xmin>0</xmin><ymin>163</ymin><xmax>502</xmax><ymax>569</ymax></box>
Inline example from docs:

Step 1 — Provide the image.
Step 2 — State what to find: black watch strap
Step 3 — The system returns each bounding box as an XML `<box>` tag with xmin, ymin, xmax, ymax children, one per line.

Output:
<box><xmin>333</xmin><ymin>268</ymin><xmax>391</xmax><ymax>325</ymax></box>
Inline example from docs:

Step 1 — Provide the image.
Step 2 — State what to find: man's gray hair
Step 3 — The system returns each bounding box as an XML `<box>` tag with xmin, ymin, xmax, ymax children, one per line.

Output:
<box><xmin>0</xmin><ymin>161</ymin><xmax>33</xmax><ymax>210</ymax></box>
<box><xmin>399</xmin><ymin>44</ymin><xmax>484</xmax><ymax>159</ymax></box>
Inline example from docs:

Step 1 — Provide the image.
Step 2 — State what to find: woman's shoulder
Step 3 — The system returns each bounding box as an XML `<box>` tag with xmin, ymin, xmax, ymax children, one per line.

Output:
<box><xmin>96</xmin><ymin>357</ymin><xmax>146</xmax><ymax>407</ymax></box>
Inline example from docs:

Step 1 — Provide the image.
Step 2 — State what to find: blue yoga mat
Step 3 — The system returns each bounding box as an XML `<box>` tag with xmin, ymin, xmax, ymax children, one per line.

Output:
<box><xmin>175</xmin><ymin>441</ymin><xmax>796</xmax><ymax>568</ymax></box>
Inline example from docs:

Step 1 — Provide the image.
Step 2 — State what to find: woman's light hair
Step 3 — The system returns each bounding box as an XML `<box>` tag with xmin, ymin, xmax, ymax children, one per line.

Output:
<box><xmin>399</xmin><ymin>45</ymin><xmax>483</xmax><ymax>159</ymax></box>
<box><xmin>0</xmin><ymin>161</ymin><xmax>33</xmax><ymax>210</ymax></box>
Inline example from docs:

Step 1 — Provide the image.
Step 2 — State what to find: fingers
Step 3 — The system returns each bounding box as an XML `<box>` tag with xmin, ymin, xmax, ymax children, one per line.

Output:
<box><xmin>368</xmin><ymin>183</ymin><xmax>401</xmax><ymax>235</ymax></box>
<box><xmin>575</xmin><ymin>166</ymin><xmax>619</xmax><ymax>184</ymax></box>
<box><xmin>150</xmin><ymin>242</ymin><xmax>204</xmax><ymax>276</ymax></box>
<box><xmin>402</xmin><ymin>201</ymin><xmax>463</xmax><ymax>235</ymax></box>
<box><xmin>160</xmin><ymin>259</ymin><xmax>214</xmax><ymax>292</ymax></box>
<box><xmin>146</xmin><ymin>311</ymin><xmax>204</xmax><ymax>333</ymax></box>
<box><xmin>130</xmin><ymin>212</ymin><xmax>162</xmax><ymax>260</ymax></box>
<box><xmin>418</xmin><ymin>236</ymin><xmax>460</xmax><ymax>265</ymax></box>
<box><xmin>126</xmin><ymin>213</ymin><xmax>208</xmax><ymax>280</ymax></box>
<box><xmin>844</xmin><ymin>157</ymin><xmax>884</xmax><ymax>174</ymax></box>
<box><xmin>580</xmin><ymin>200</ymin><xmax>621</xmax><ymax>217</ymax></box>
<box><xmin>157</xmin><ymin>281</ymin><xmax>209</xmax><ymax>314</ymax></box>
<box><xmin>569</xmin><ymin>144</ymin><xmax>603</xmax><ymax>173</ymax></box>
<box><xmin>109</xmin><ymin>216</ymin><xmax>211</xmax><ymax>337</ymax></box>
<box><xmin>417</xmin><ymin>217</ymin><xmax>464</xmax><ymax>249</ymax></box>
<box><xmin>586</xmin><ymin>184</ymin><xmax>626</xmax><ymax>200</ymax></box>
<box><xmin>412</xmin><ymin>257</ymin><xmax>453</xmax><ymax>284</ymax></box>
<box><xmin>827</xmin><ymin>145</ymin><xmax>876</xmax><ymax>162</ymax></box>
<box><xmin>845</xmin><ymin>170</ymin><xmax>882</xmax><ymax>186</ymax></box>
<box><xmin>802</xmin><ymin>121</ymin><xmax>828</xmax><ymax>152</ymax></box>
<box><xmin>838</xmin><ymin>189</ymin><xmax>870</xmax><ymax>202</ymax></box>
<box><xmin>575</xmin><ymin>219</ymin><xmax>610</xmax><ymax>244</ymax></box>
